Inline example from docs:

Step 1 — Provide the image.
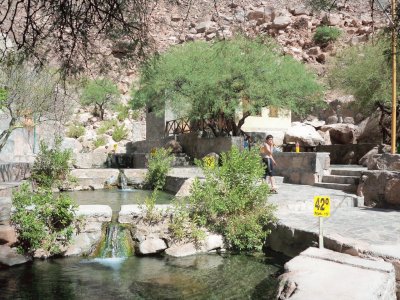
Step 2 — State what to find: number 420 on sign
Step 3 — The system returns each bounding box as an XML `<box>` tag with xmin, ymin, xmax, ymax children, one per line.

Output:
<box><xmin>313</xmin><ymin>196</ymin><xmax>330</xmax><ymax>217</ymax></box>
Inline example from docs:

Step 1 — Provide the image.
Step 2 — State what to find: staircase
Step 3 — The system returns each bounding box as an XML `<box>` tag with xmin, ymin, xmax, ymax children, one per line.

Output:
<box><xmin>314</xmin><ymin>165</ymin><xmax>366</xmax><ymax>193</ymax></box>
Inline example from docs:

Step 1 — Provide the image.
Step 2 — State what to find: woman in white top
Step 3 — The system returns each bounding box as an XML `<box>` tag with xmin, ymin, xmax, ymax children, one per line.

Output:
<box><xmin>263</xmin><ymin>134</ymin><xmax>277</xmax><ymax>193</ymax></box>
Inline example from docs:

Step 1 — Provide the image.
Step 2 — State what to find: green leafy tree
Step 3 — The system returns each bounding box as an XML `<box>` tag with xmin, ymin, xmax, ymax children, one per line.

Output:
<box><xmin>0</xmin><ymin>55</ymin><xmax>71</xmax><ymax>152</ymax></box>
<box><xmin>328</xmin><ymin>38</ymin><xmax>397</xmax><ymax>143</ymax></box>
<box><xmin>131</xmin><ymin>36</ymin><xmax>324</xmax><ymax>136</ymax></box>
<box><xmin>81</xmin><ymin>78</ymin><xmax>120</xmax><ymax>120</ymax></box>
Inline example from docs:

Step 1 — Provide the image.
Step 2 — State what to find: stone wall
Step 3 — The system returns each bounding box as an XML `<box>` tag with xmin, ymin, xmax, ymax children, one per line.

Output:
<box><xmin>316</xmin><ymin>143</ymin><xmax>376</xmax><ymax>165</ymax></box>
<box><xmin>0</xmin><ymin>163</ymin><xmax>31</xmax><ymax>183</ymax></box>
<box><xmin>274</xmin><ymin>152</ymin><xmax>330</xmax><ymax>185</ymax></box>
<box><xmin>177</xmin><ymin>133</ymin><xmax>243</xmax><ymax>159</ymax></box>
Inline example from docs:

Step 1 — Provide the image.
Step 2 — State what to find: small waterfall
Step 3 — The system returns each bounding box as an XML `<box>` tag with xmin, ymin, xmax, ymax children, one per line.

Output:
<box><xmin>97</xmin><ymin>223</ymin><xmax>133</xmax><ymax>258</ymax></box>
<box><xmin>118</xmin><ymin>170</ymin><xmax>128</xmax><ymax>190</ymax></box>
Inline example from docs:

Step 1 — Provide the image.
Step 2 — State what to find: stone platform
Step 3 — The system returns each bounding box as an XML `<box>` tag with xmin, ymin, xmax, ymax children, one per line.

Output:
<box><xmin>277</xmin><ymin>247</ymin><xmax>396</xmax><ymax>300</ymax></box>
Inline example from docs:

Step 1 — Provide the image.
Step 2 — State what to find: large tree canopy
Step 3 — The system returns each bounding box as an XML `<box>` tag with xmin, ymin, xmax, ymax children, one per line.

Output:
<box><xmin>131</xmin><ymin>36</ymin><xmax>323</xmax><ymax>136</ymax></box>
<box><xmin>328</xmin><ymin>38</ymin><xmax>397</xmax><ymax>142</ymax></box>
<box><xmin>0</xmin><ymin>0</ymin><xmax>150</xmax><ymax>73</ymax></box>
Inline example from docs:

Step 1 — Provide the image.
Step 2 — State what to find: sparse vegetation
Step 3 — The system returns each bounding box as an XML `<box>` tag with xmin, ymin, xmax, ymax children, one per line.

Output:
<box><xmin>313</xmin><ymin>26</ymin><xmax>341</xmax><ymax>44</ymax></box>
<box><xmin>97</xmin><ymin>119</ymin><xmax>118</xmax><ymax>135</ymax></box>
<box><xmin>93</xmin><ymin>136</ymin><xmax>107</xmax><ymax>148</ymax></box>
<box><xmin>66</xmin><ymin>124</ymin><xmax>85</xmax><ymax>138</ymax></box>
<box><xmin>112</xmin><ymin>124</ymin><xmax>128</xmax><ymax>142</ymax></box>
<box><xmin>115</xmin><ymin>103</ymin><xmax>131</xmax><ymax>121</ymax></box>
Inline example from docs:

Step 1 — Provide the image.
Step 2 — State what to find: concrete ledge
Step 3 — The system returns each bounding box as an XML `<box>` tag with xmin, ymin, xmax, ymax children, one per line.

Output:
<box><xmin>274</xmin><ymin>152</ymin><xmax>330</xmax><ymax>185</ymax></box>
<box><xmin>277</xmin><ymin>247</ymin><xmax>396</xmax><ymax>300</ymax></box>
<box><xmin>119</xmin><ymin>204</ymin><xmax>172</xmax><ymax>223</ymax></box>
<box><xmin>71</xmin><ymin>169</ymin><xmax>119</xmax><ymax>190</ymax></box>
<box><xmin>76</xmin><ymin>205</ymin><xmax>112</xmax><ymax>222</ymax></box>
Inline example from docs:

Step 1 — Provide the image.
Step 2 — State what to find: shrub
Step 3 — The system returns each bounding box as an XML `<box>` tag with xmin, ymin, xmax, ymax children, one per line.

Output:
<box><xmin>31</xmin><ymin>137</ymin><xmax>75</xmax><ymax>189</ymax></box>
<box><xmin>97</xmin><ymin>119</ymin><xmax>118</xmax><ymax>134</ymax></box>
<box><xmin>179</xmin><ymin>147</ymin><xmax>276</xmax><ymax>252</ymax></box>
<box><xmin>145</xmin><ymin>147</ymin><xmax>173</xmax><ymax>190</ymax></box>
<box><xmin>140</xmin><ymin>190</ymin><xmax>163</xmax><ymax>224</ymax></box>
<box><xmin>313</xmin><ymin>26</ymin><xmax>341</xmax><ymax>44</ymax></box>
<box><xmin>112</xmin><ymin>124</ymin><xmax>128</xmax><ymax>142</ymax></box>
<box><xmin>93</xmin><ymin>136</ymin><xmax>107</xmax><ymax>148</ymax></box>
<box><xmin>66</xmin><ymin>124</ymin><xmax>85</xmax><ymax>138</ymax></box>
<box><xmin>115</xmin><ymin>103</ymin><xmax>130</xmax><ymax>121</ymax></box>
<box><xmin>11</xmin><ymin>183</ymin><xmax>77</xmax><ymax>256</ymax></box>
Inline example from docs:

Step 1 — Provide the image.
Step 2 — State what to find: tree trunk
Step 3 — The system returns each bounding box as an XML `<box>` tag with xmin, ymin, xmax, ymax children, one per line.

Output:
<box><xmin>0</xmin><ymin>117</ymin><xmax>16</xmax><ymax>152</ymax></box>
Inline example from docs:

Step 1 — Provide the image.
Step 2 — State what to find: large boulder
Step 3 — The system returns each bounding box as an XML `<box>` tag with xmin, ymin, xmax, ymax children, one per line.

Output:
<box><xmin>320</xmin><ymin>123</ymin><xmax>359</xmax><ymax>144</ymax></box>
<box><xmin>0</xmin><ymin>245</ymin><xmax>29</xmax><ymax>267</ymax></box>
<box><xmin>137</xmin><ymin>238</ymin><xmax>167</xmax><ymax>255</ymax></box>
<box><xmin>277</xmin><ymin>247</ymin><xmax>396</xmax><ymax>300</ymax></box>
<box><xmin>73</xmin><ymin>148</ymin><xmax>109</xmax><ymax>168</ymax></box>
<box><xmin>61</xmin><ymin>137</ymin><xmax>83</xmax><ymax>154</ymax></box>
<box><xmin>64</xmin><ymin>221</ymin><xmax>104</xmax><ymax>256</ymax></box>
<box><xmin>164</xmin><ymin>140</ymin><xmax>182</xmax><ymax>154</ymax></box>
<box><xmin>0</xmin><ymin>225</ymin><xmax>17</xmax><ymax>246</ymax></box>
<box><xmin>246</xmin><ymin>7</ymin><xmax>275</xmax><ymax>23</ymax></box>
<box><xmin>367</xmin><ymin>153</ymin><xmax>400</xmax><ymax>171</ymax></box>
<box><xmin>357</xmin><ymin>113</ymin><xmax>384</xmax><ymax>143</ymax></box>
<box><xmin>284</xmin><ymin>123</ymin><xmax>324</xmax><ymax>146</ymax></box>
<box><xmin>269</xmin><ymin>15</ymin><xmax>292</xmax><ymax>29</ymax></box>
<box><xmin>362</xmin><ymin>170</ymin><xmax>400</xmax><ymax>208</ymax></box>
<box><xmin>359</xmin><ymin>147</ymin><xmax>379</xmax><ymax>167</ymax></box>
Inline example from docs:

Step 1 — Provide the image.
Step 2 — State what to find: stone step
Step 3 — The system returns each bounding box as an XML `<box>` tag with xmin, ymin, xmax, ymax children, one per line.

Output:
<box><xmin>314</xmin><ymin>182</ymin><xmax>357</xmax><ymax>193</ymax></box>
<box><xmin>322</xmin><ymin>175</ymin><xmax>360</xmax><ymax>185</ymax></box>
<box><xmin>330</xmin><ymin>169</ymin><xmax>363</xmax><ymax>177</ymax></box>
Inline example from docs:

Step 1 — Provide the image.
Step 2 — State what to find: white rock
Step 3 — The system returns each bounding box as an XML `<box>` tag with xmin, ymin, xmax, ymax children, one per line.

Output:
<box><xmin>138</xmin><ymin>238</ymin><xmax>167</xmax><ymax>255</ymax></box>
<box><xmin>284</xmin><ymin>123</ymin><xmax>324</xmax><ymax>146</ymax></box>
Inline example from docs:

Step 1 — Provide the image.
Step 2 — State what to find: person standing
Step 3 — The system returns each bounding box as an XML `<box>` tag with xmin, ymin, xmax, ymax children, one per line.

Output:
<box><xmin>262</xmin><ymin>134</ymin><xmax>278</xmax><ymax>193</ymax></box>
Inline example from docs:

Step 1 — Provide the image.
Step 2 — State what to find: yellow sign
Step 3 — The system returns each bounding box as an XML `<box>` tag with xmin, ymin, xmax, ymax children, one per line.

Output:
<box><xmin>313</xmin><ymin>196</ymin><xmax>330</xmax><ymax>217</ymax></box>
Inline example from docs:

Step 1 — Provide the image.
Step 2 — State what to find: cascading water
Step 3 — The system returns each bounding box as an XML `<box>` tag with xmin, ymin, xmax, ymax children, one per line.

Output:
<box><xmin>118</xmin><ymin>170</ymin><xmax>128</xmax><ymax>190</ymax></box>
<box><xmin>98</xmin><ymin>223</ymin><xmax>132</xmax><ymax>258</ymax></box>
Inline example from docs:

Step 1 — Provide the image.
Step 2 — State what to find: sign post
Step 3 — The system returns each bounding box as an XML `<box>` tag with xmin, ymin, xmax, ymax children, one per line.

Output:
<box><xmin>313</xmin><ymin>196</ymin><xmax>330</xmax><ymax>249</ymax></box>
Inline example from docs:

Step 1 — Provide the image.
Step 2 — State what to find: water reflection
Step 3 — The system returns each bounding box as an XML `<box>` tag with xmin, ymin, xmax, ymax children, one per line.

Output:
<box><xmin>0</xmin><ymin>253</ymin><xmax>285</xmax><ymax>299</ymax></box>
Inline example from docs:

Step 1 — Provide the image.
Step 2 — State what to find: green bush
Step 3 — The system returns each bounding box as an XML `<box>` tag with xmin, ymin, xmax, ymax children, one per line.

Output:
<box><xmin>11</xmin><ymin>183</ymin><xmax>77</xmax><ymax>256</ymax></box>
<box><xmin>175</xmin><ymin>147</ymin><xmax>276</xmax><ymax>252</ymax></box>
<box><xmin>66</xmin><ymin>124</ymin><xmax>85</xmax><ymax>138</ymax></box>
<box><xmin>140</xmin><ymin>190</ymin><xmax>163</xmax><ymax>224</ymax></box>
<box><xmin>93</xmin><ymin>136</ymin><xmax>107</xmax><ymax>148</ymax></box>
<box><xmin>31</xmin><ymin>137</ymin><xmax>75</xmax><ymax>189</ymax></box>
<box><xmin>313</xmin><ymin>26</ymin><xmax>341</xmax><ymax>44</ymax></box>
<box><xmin>97</xmin><ymin>119</ymin><xmax>118</xmax><ymax>134</ymax></box>
<box><xmin>145</xmin><ymin>148</ymin><xmax>173</xmax><ymax>190</ymax></box>
<box><xmin>112</xmin><ymin>124</ymin><xmax>128</xmax><ymax>142</ymax></box>
<box><xmin>115</xmin><ymin>103</ymin><xmax>130</xmax><ymax>121</ymax></box>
